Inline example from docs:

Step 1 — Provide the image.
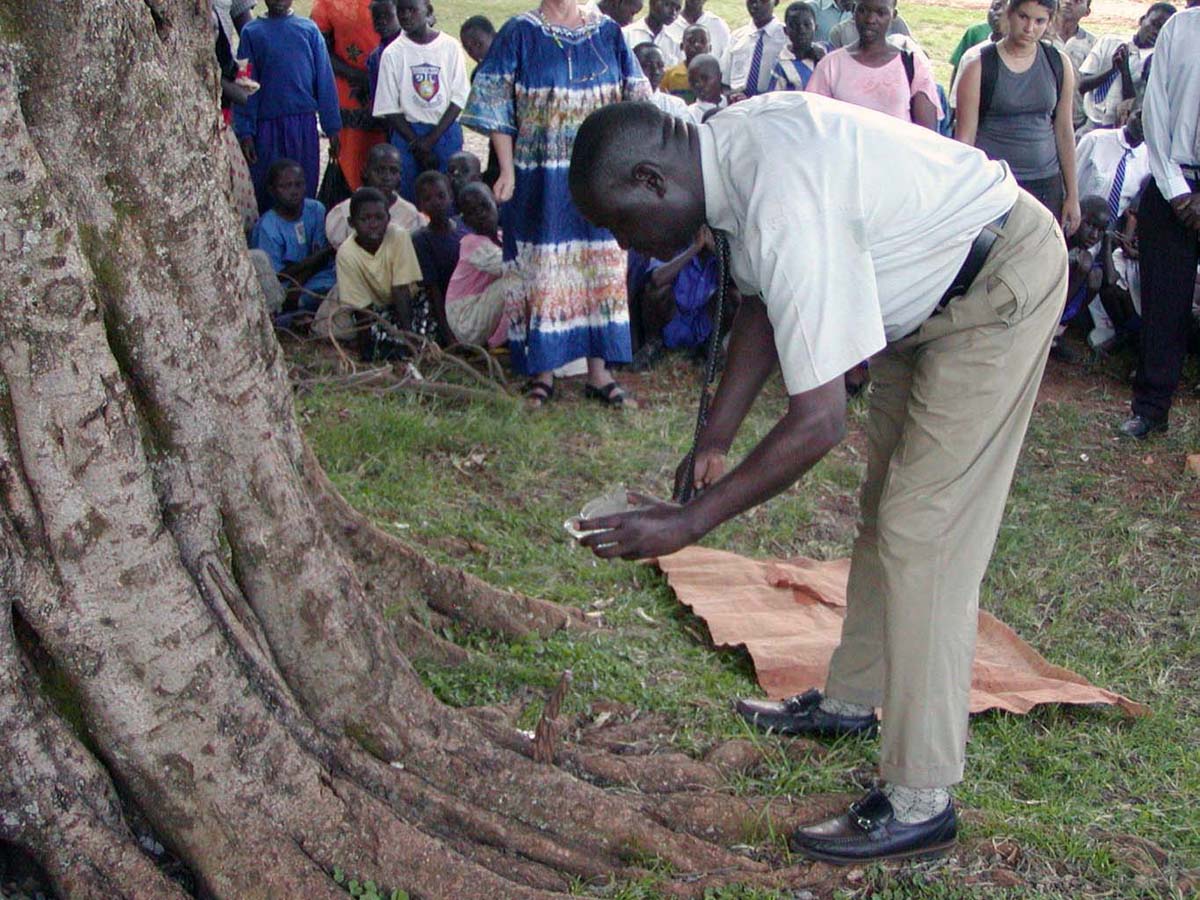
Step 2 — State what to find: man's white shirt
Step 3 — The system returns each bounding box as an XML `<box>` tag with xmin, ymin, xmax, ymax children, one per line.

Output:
<box><xmin>698</xmin><ymin>93</ymin><xmax>1019</xmax><ymax>394</ymax></box>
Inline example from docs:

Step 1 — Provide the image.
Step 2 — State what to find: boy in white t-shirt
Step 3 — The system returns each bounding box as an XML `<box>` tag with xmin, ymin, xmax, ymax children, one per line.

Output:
<box><xmin>372</xmin><ymin>0</ymin><xmax>470</xmax><ymax>202</ymax></box>
<box><xmin>633</xmin><ymin>43</ymin><xmax>692</xmax><ymax>120</ymax></box>
<box><xmin>686</xmin><ymin>53</ymin><xmax>727</xmax><ymax>123</ymax></box>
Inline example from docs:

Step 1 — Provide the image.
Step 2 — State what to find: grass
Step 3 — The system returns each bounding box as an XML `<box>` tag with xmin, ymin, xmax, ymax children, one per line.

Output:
<box><xmin>288</xmin><ymin>2</ymin><xmax>1186</xmax><ymax>895</ymax></box>
<box><xmin>299</xmin><ymin>339</ymin><xmax>1200</xmax><ymax>897</ymax></box>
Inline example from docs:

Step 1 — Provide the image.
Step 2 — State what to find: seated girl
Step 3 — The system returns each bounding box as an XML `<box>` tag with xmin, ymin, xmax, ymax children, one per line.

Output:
<box><xmin>444</xmin><ymin>183</ymin><xmax>517</xmax><ymax>347</ymax></box>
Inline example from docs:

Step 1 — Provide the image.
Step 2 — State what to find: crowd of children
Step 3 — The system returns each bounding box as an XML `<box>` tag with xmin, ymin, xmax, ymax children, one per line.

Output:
<box><xmin>218</xmin><ymin>0</ymin><xmax>1199</xmax><ymax>431</ymax></box>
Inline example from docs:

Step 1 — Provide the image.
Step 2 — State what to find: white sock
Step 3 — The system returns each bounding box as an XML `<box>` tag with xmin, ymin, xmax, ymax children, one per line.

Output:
<box><xmin>818</xmin><ymin>696</ymin><xmax>873</xmax><ymax>717</ymax></box>
<box><xmin>883</xmin><ymin>783</ymin><xmax>951</xmax><ymax>823</ymax></box>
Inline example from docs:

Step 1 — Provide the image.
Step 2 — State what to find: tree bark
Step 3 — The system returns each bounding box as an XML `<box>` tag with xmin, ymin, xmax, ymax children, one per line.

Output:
<box><xmin>0</xmin><ymin>2</ymin><xmax>825</xmax><ymax>897</ymax></box>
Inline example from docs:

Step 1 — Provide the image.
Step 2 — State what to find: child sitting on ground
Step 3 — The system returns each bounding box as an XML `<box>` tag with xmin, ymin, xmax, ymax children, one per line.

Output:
<box><xmin>234</xmin><ymin>0</ymin><xmax>341</xmax><ymax>213</ymax></box>
<box><xmin>447</xmin><ymin>150</ymin><xmax>483</xmax><ymax>205</ymax></box>
<box><xmin>329</xmin><ymin>186</ymin><xmax>424</xmax><ymax>360</ymax></box>
<box><xmin>444</xmin><ymin>183</ymin><xmax>517</xmax><ymax>347</ymax></box>
<box><xmin>686</xmin><ymin>54</ymin><xmax>727</xmax><ymax>123</ymax></box>
<box><xmin>770</xmin><ymin>1</ymin><xmax>826</xmax><ymax>90</ymax></box>
<box><xmin>325</xmin><ymin>143</ymin><xmax>424</xmax><ymax>248</ymax></box>
<box><xmin>1056</xmin><ymin>196</ymin><xmax>1110</xmax><ymax>360</ymax></box>
<box><xmin>372</xmin><ymin>0</ymin><xmax>470</xmax><ymax>201</ymax></box>
<box><xmin>627</xmin><ymin>228</ymin><xmax>722</xmax><ymax>371</ymax></box>
<box><xmin>634</xmin><ymin>42</ymin><xmax>692</xmax><ymax>120</ymax></box>
<box><xmin>250</xmin><ymin>158</ymin><xmax>337</xmax><ymax>326</ymax></box>
<box><xmin>410</xmin><ymin>170</ymin><xmax>468</xmax><ymax>344</ymax></box>
<box><xmin>662</xmin><ymin>24</ymin><xmax>711</xmax><ymax>100</ymax></box>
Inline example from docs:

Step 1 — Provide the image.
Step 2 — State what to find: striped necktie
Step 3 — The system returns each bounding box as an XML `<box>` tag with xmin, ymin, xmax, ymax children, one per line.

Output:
<box><xmin>1092</xmin><ymin>67</ymin><xmax>1121</xmax><ymax>103</ymax></box>
<box><xmin>1106</xmin><ymin>147</ymin><xmax>1132</xmax><ymax>225</ymax></box>
<box><xmin>745</xmin><ymin>29</ymin><xmax>767</xmax><ymax>97</ymax></box>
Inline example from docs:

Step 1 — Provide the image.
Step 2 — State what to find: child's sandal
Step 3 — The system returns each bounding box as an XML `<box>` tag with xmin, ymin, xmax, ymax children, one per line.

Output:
<box><xmin>584</xmin><ymin>380</ymin><xmax>637</xmax><ymax>410</ymax></box>
<box><xmin>524</xmin><ymin>379</ymin><xmax>554</xmax><ymax>408</ymax></box>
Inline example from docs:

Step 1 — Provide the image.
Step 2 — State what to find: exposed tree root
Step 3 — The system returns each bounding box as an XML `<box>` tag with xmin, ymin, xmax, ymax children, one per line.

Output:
<box><xmin>303</xmin><ymin>442</ymin><xmax>590</xmax><ymax>644</ymax></box>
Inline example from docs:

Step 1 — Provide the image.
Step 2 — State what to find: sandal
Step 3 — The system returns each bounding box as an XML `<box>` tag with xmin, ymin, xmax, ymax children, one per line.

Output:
<box><xmin>524</xmin><ymin>379</ymin><xmax>554</xmax><ymax>407</ymax></box>
<box><xmin>584</xmin><ymin>380</ymin><xmax>637</xmax><ymax>409</ymax></box>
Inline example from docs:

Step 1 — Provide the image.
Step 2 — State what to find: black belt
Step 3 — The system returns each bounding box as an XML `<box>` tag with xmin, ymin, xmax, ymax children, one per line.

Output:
<box><xmin>935</xmin><ymin>206</ymin><xmax>1012</xmax><ymax>311</ymax></box>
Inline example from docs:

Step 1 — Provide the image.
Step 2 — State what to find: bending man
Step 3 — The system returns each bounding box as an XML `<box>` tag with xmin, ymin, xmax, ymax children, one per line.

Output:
<box><xmin>568</xmin><ymin>95</ymin><xmax>1066</xmax><ymax>864</ymax></box>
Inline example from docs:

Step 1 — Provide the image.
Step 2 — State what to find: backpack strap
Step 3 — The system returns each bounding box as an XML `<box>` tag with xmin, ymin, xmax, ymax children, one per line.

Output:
<box><xmin>1040</xmin><ymin>39</ymin><xmax>1064</xmax><ymax>120</ymax></box>
<box><xmin>979</xmin><ymin>42</ymin><xmax>999</xmax><ymax>121</ymax></box>
<box><xmin>900</xmin><ymin>49</ymin><xmax>915</xmax><ymax>86</ymax></box>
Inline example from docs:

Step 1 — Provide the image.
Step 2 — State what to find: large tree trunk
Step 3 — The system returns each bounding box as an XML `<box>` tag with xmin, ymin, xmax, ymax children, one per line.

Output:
<box><xmin>0</xmin><ymin>2</ymin><xmax>834</xmax><ymax>897</ymax></box>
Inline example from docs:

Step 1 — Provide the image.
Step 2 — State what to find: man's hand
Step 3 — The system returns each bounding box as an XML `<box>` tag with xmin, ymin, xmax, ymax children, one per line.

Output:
<box><xmin>327</xmin><ymin>132</ymin><xmax>341</xmax><ymax>161</ymax></box>
<box><xmin>579</xmin><ymin>494</ymin><xmax>697</xmax><ymax>561</ymax></box>
<box><xmin>673</xmin><ymin>447</ymin><xmax>726</xmax><ymax>499</ymax></box>
<box><xmin>1111</xmin><ymin>43</ymin><xmax>1129</xmax><ymax>71</ymax></box>
<box><xmin>1170</xmin><ymin>192</ymin><xmax>1200</xmax><ymax>231</ymax></box>
<box><xmin>240</xmin><ymin>136</ymin><xmax>257</xmax><ymax>165</ymax></box>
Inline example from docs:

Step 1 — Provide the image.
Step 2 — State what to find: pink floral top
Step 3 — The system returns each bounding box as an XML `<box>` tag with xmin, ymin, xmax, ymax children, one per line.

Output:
<box><xmin>805</xmin><ymin>48</ymin><xmax>941</xmax><ymax>123</ymax></box>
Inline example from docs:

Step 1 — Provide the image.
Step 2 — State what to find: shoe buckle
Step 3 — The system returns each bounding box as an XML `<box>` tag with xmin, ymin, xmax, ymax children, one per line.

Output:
<box><xmin>848</xmin><ymin>800</ymin><xmax>876</xmax><ymax>833</ymax></box>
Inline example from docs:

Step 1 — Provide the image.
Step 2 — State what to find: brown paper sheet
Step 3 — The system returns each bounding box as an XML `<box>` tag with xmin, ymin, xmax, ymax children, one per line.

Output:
<box><xmin>656</xmin><ymin>547</ymin><xmax>1148</xmax><ymax>717</ymax></box>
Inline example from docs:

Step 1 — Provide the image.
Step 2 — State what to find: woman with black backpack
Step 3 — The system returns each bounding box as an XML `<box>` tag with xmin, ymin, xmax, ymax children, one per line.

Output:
<box><xmin>955</xmin><ymin>0</ymin><xmax>1081</xmax><ymax>236</ymax></box>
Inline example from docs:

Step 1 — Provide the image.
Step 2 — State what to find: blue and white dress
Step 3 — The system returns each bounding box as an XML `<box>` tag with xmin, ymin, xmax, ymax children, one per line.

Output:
<box><xmin>461</xmin><ymin>9</ymin><xmax>649</xmax><ymax>375</ymax></box>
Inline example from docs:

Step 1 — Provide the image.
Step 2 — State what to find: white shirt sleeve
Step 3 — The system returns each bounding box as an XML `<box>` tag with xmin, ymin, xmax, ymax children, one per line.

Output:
<box><xmin>1141</xmin><ymin>19</ymin><xmax>1188</xmax><ymax>199</ymax></box>
<box><xmin>446</xmin><ymin>38</ymin><xmax>471</xmax><ymax>109</ymax></box>
<box><xmin>373</xmin><ymin>43</ymin><xmax>404</xmax><ymax>117</ymax></box>
<box><xmin>738</xmin><ymin>151</ymin><xmax>887</xmax><ymax>394</ymax></box>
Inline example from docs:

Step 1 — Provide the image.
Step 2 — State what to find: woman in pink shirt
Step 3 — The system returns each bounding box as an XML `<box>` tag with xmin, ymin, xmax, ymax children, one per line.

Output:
<box><xmin>805</xmin><ymin>0</ymin><xmax>940</xmax><ymax>128</ymax></box>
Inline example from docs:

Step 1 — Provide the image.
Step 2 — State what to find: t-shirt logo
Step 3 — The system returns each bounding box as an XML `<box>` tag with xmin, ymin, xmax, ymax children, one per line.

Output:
<box><xmin>412</xmin><ymin>63</ymin><xmax>441</xmax><ymax>102</ymax></box>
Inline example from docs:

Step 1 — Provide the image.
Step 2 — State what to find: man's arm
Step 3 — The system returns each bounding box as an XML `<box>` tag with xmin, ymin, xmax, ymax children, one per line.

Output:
<box><xmin>582</xmin><ymin>374</ymin><xmax>847</xmax><ymax>560</ymax></box>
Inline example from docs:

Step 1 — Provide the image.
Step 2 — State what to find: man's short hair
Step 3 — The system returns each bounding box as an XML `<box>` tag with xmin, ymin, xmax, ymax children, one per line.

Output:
<box><xmin>1144</xmin><ymin>1</ymin><xmax>1176</xmax><ymax>15</ymax></box>
<box><xmin>569</xmin><ymin>102</ymin><xmax>670</xmax><ymax>205</ymax></box>
<box><xmin>349</xmin><ymin>186</ymin><xmax>389</xmax><ymax>220</ymax></box>
<box><xmin>366</xmin><ymin>142</ymin><xmax>402</xmax><ymax>166</ymax></box>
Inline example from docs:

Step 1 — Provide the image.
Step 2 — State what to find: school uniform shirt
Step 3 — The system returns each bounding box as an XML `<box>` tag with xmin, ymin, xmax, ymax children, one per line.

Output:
<box><xmin>623</xmin><ymin>18</ymin><xmax>683</xmax><ymax>66</ymax></box>
<box><xmin>1055</xmin><ymin>27</ymin><xmax>1096</xmax><ymax>130</ymax></box>
<box><xmin>809</xmin><ymin>0</ymin><xmax>850</xmax><ymax>43</ymax></box>
<box><xmin>649</xmin><ymin>89</ymin><xmax>692</xmax><ymax>120</ymax></box>
<box><xmin>665</xmin><ymin>11</ymin><xmax>732</xmax><ymax>62</ymax></box>
<box><xmin>250</xmin><ymin>198</ymin><xmax>336</xmax><ymax>294</ymax></box>
<box><xmin>234</xmin><ymin>13</ymin><xmax>342</xmax><ymax>138</ymax></box>
<box><xmin>806</xmin><ymin>47</ymin><xmax>941</xmax><ymax>124</ymax></box>
<box><xmin>1075</xmin><ymin>129</ymin><xmax>1151</xmax><ymax>220</ymax></box>
<box><xmin>698</xmin><ymin>92</ymin><xmax>1018</xmax><ymax>394</ymax></box>
<box><xmin>948</xmin><ymin>37</ymin><xmax>996</xmax><ymax>110</ymax></box>
<box><xmin>1079</xmin><ymin>34</ymin><xmax>1151</xmax><ymax>127</ymax></box>
<box><xmin>373</xmin><ymin>31</ymin><xmax>470</xmax><ymax>125</ymax></box>
<box><xmin>769</xmin><ymin>48</ymin><xmax>817</xmax><ymax>92</ymax></box>
<box><xmin>1141</xmin><ymin>8</ymin><xmax>1200</xmax><ymax>200</ymax></box>
<box><xmin>688</xmin><ymin>96</ymin><xmax>728</xmax><ymax>124</ymax></box>
<box><xmin>826</xmin><ymin>15</ymin><xmax>912</xmax><ymax>49</ymax></box>
<box><xmin>324</xmin><ymin>194</ymin><xmax>426</xmax><ymax>248</ymax></box>
<box><xmin>335</xmin><ymin>223</ymin><xmax>423</xmax><ymax>309</ymax></box>
<box><xmin>721</xmin><ymin>18</ymin><xmax>787</xmax><ymax>96</ymax></box>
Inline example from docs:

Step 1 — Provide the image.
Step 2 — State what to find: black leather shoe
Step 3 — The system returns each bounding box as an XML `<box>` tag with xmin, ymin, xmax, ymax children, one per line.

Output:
<box><xmin>735</xmin><ymin>689</ymin><xmax>878</xmax><ymax>738</ymax></box>
<box><xmin>789</xmin><ymin>787</ymin><xmax>957</xmax><ymax>865</ymax></box>
<box><xmin>1119</xmin><ymin>415</ymin><xmax>1167</xmax><ymax>439</ymax></box>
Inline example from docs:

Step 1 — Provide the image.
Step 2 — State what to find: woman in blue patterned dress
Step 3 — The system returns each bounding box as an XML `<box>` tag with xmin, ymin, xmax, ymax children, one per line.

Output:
<box><xmin>461</xmin><ymin>1</ymin><xmax>650</xmax><ymax>406</ymax></box>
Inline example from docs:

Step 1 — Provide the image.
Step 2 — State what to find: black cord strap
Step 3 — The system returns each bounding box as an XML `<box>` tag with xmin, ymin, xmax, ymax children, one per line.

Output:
<box><xmin>673</xmin><ymin>228</ymin><xmax>732</xmax><ymax>504</ymax></box>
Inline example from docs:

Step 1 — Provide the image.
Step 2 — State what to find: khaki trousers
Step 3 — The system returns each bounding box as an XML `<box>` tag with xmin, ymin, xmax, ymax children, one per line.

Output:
<box><xmin>824</xmin><ymin>192</ymin><xmax>1067</xmax><ymax>789</ymax></box>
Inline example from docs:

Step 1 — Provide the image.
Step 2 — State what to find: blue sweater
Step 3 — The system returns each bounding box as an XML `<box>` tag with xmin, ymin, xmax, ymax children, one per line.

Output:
<box><xmin>234</xmin><ymin>14</ymin><xmax>341</xmax><ymax>139</ymax></box>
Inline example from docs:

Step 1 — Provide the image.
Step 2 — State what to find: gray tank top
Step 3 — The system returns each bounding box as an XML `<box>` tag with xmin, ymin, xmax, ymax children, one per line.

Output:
<box><xmin>976</xmin><ymin>48</ymin><xmax>1060</xmax><ymax>182</ymax></box>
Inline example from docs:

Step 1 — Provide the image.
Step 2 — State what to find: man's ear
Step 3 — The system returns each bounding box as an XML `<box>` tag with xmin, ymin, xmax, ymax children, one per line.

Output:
<box><xmin>632</xmin><ymin>161</ymin><xmax>668</xmax><ymax>198</ymax></box>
